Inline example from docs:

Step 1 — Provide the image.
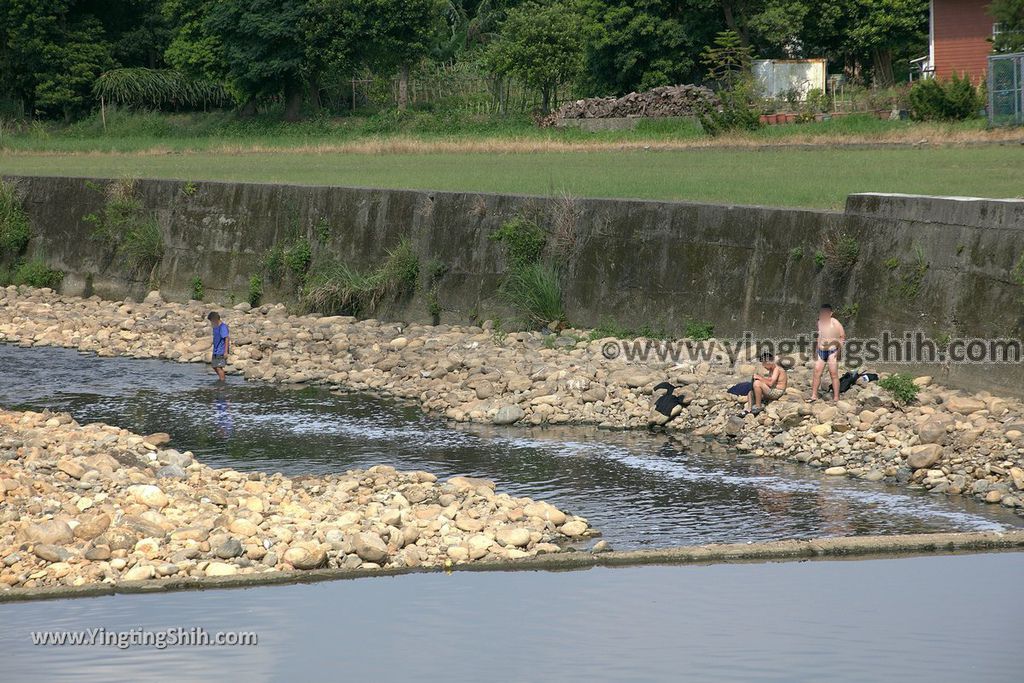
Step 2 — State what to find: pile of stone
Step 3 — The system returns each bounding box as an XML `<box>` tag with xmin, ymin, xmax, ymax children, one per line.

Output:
<box><xmin>0</xmin><ymin>285</ymin><xmax>1022</xmax><ymax>518</ymax></box>
<box><xmin>0</xmin><ymin>408</ymin><xmax>593</xmax><ymax>592</ymax></box>
<box><xmin>543</xmin><ymin>85</ymin><xmax>718</xmax><ymax>124</ymax></box>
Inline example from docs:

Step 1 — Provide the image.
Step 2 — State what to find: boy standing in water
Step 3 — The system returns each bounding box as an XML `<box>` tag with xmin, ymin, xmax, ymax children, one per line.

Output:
<box><xmin>208</xmin><ymin>311</ymin><xmax>230</xmax><ymax>381</ymax></box>
<box><xmin>811</xmin><ymin>304</ymin><xmax>845</xmax><ymax>402</ymax></box>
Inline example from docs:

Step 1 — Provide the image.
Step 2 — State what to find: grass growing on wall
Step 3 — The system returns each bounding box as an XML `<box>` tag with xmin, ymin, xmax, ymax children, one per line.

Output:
<box><xmin>85</xmin><ymin>178</ymin><xmax>164</xmax><ymax>280</ymax></box>
<box><xmin>301</xmin><ymin>238</ymin><xmax>419</xmax><ymax>317</ymax></box>
<box><xmin>497</xmin><ymin>262</ymin><xmax>564</xmax><ymax>329</ymax></box>
<box><xmin>0</xmin><ymin>180</ymin><xmax>30</xmax><ymax>257</ymax></box>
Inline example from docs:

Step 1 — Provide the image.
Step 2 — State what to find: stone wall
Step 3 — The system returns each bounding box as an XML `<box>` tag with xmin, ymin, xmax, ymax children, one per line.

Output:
<box><xmin>5</xmin><ymin>175</ymin><xmax>1023</xmax><ymax>394</ymax></box>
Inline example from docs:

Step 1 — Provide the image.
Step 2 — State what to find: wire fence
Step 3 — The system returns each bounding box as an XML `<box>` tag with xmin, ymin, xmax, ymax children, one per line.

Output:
<box><xmin>988</xmin><ymin>52</ymin><xmax>1024</xmax><ymax>127</ymax></box>
<box><xmin>344</xmin><ymin>63</ymin><xmax>576</xmax><ymax>115</ymax></box>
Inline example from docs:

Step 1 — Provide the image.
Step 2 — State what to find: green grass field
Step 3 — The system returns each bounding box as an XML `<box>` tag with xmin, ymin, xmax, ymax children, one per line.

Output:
<box><xmin>2</xmin><ymin>145</ymin><xmax>1021</xmax><ymax>208</ymax></box>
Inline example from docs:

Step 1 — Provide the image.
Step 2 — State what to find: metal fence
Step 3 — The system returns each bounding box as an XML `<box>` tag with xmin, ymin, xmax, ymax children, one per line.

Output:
<box><xmin>988</xmin><ymin>52</ymin><xmax>1024</xmax><ymax>127</ymax></box>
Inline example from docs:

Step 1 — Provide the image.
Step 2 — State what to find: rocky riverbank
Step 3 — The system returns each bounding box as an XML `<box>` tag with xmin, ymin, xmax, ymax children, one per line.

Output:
<box><xmin>1</xmin><ymin>285</ymin><xmax>1022</xmax><ymax>516</ymax></box>
<box><xmin>0</xmin><ymin>407</ymin><xmax>594</xmax><ymax>592</ymax></box>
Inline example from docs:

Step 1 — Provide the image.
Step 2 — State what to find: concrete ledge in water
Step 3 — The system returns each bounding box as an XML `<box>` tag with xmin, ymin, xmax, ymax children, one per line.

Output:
<box><xmin>3</xmin><ymin>530</ymin><xmax>1023</xmax><ymax>604</ymax></box>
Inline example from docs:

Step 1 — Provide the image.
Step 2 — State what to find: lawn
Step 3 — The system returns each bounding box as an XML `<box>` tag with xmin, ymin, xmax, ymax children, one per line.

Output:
<box><xmin>2</xmin><ymin>144</ymin><xmax>1021</xmax><ymax>209</ymax></box>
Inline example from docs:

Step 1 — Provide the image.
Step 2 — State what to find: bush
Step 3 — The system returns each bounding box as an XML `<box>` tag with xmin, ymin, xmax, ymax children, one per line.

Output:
<box><xmin>0</xmin><ymin>180</ymin><xmax>31</xmax><ymax>257</ymax></box>
<box><xmin>490</xmin><ymin>217</ymin><xmax>547</xmax><ymax>268</ymax></box>
<box><xmin>12</xmin><ymin>259</ymin><xmax>63</xmax><ymax>289</ymax></box>
<box><xmin>497</xmin><ymin>262</ymin><xmax>564</xmax><ymax>328</ymax></box>
<box><xmin>879</xmin><ymin>373</ymin><xmax>920</xmax><ymax>405</ymax></box>
<box><xmin>190</xmin><ymin>276</ymin><xmax>204</xmax><ymax>301</ymax></box>
<box><xmin>685</xmin><ymin>320</ymin><xmax>715</xmax><ymax>341</ymax></box>
<box><xmin>699</xmin><ymin>84</ymin><xmax>762</xmax><ymax>136</ymax></box>
<box><xmin>284</xmin><ymin>237</ymin><xmax>312</xmax><ymax>277</ymax></box>
<box><xmin>909</xmin><ymin>74</ymin><xmax>982</xmax><ymax>121</ymax></box>
<box><xmin>248</xmin><ymin>275</ymin><xmax>263</xmax><ymax>307</ymax></box>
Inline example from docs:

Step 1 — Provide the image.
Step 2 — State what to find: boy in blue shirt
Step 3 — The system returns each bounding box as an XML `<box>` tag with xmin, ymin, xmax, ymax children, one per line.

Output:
<box><xmin>207</xmin><ymin>311</ymin><xmax>230</xmax><ymax>381</ymax></box>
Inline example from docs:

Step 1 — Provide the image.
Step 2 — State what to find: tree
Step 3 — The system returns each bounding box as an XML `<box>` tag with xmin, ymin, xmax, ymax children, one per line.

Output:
<box><xmin>360</xmin><ymin>0</ymin><xmax>445</xmax><ymax>110</ymax></box>
<box><xmin>577</xmin><ymin>0</ymin><xmax>719</xmax><ymax>96</ymax></box>
<box><xmin>991</xmin><ymin>0</ymin><xmax>1024</xmax><ymax>53</ymax></box>
<box><xmin>0</xmin><ymin>1</ymin><xmax>118</xmax><ymax>119</ymax></box>
<box><xmin>487</xmin><ymin>1</ymin><xmax>585</xmax><ymax>113</ymax></box>
<box><xmin>201</xmin><ymin>0</ymin><xmax>314</xmax><ymax>120</ymax></box>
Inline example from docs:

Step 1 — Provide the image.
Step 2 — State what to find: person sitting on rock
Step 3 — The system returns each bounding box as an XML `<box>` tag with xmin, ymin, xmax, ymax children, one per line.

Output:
<box><xmin>740</xmin><ymin>352</ymin><xmax>787</xmax><ymax>417</ymax></box>
<box><xmin>207</xmin><ymin>311</ymin><xmax>230</xmax><ymax>381</ymax></box>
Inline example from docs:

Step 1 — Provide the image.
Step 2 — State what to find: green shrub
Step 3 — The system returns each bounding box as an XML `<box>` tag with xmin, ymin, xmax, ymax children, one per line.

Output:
<box><xmin>190</xmin><ymin>276</ymin><xmax>204</xmax><ymax>301</ymax></box>
<box><xmin>699</xmin><ymin>83</ymin><xmax>762</xmax><ymax>136</ymax></box>
<box><xmin>284</xmin><ymin>237</ymin><xmax>312</xmax><ymax>277</ymax></box>
<box><xmin>789</xmin><ymin>246</ymin><xmax>804</xmax><ymax>261</ymax></box>
<box><xmin>497</xmin><ymin>262</ymin><xmax>564</xmax><ymax>328</ymax></box>
<box><xmin>12</xmin><ymin>259</ymin><xmax>63</xmax><ymax>289</ymax></box>
<box><xmin>263</xmin><ymin>245</ymin><xmax>285</xmax><ymax>285</ymax></box>
<box><xmin>685</xmin><ymin>320</ymin><xmax>715</xmax><ymax>341</ymax></box>
<box><xmin>490</xmin><ymin>217</ymin><xmax>547</xmax><ymax>268</ymax></box>
<box><xmin>909</xmin><ymin>74</ymin><xmax>982</xmax><ymax>121</ymax></box>
<box><xmin>879</xmin><ymin>373</ymin><xmax>920</xmax><ymax>405</ymax></box>
<box><xmin>0</xmin><ymin>180</ymin><xmax>30</xmax><ymax>257</ymax></box>
<box><xmin>248</xmin><ymin>275</ymin><xmax>263</xmax><ymax>307</ymax></box>
<box><xmin>315</xmin><ymin>216</ymin><xmax>330</xmax><ymax>245</ymax></box>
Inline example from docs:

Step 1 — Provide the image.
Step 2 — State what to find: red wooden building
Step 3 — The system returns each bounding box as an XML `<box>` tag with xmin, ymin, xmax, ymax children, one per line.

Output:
<box><xmin>922</xmin><ymin>0</ymin><xmax>996</xmax><ymax>81</ymax></box>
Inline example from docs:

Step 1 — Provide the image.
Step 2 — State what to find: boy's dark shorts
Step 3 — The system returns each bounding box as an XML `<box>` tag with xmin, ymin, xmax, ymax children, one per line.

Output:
<box><xmin>211</xmin><ymin>355</ymin><xmax>227</xmax><ymax>368</ymax></box>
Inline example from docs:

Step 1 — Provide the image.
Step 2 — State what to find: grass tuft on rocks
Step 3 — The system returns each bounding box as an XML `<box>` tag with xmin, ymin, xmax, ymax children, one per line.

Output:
<box><xmin>879</xmin><ymin>373</ymin><xmax>919</xmax><ymax>405</ymax></box>
<box><xmin>497</xmin><ymin>262</ymin><xmax>564</xmax><ymax>328</ymax></box>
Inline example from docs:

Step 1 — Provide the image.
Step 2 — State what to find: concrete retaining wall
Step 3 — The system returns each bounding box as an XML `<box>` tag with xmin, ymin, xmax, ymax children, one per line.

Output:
<box><xmin>4</xmin><ymin>175</ymin><xmax>1023</xmax><ymax>394</ymax></box>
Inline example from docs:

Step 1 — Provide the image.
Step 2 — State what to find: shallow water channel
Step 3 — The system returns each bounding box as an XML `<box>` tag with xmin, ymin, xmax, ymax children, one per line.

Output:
<box><xmin>1</xmin><ymin>343</ymin><xmax>1020</xmax><ymax>549</ymax></box>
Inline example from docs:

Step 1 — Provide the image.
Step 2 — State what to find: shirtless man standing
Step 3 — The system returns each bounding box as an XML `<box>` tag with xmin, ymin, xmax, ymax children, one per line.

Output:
<box><xmin>811</xmin><ymin>303</ymin><xmax>845</xmax><ymax>402</ymax></box>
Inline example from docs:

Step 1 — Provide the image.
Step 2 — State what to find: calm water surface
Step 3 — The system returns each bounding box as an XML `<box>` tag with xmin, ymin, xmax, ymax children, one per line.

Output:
<box><xmin>1</xmin><ymin>553</ymin><xmax>1021</xmax><ymax>682</ymax></box>
<box><xmin>1</xmin><ymin>343</ymin><xmax>1020</xmax><ymax>549</ymax></box>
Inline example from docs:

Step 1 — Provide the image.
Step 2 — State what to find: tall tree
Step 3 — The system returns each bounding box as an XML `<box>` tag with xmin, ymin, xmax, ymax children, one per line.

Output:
<box><xmin>577</xmin><ymin>0</ymin><xmax>720</xmax><ymax>95</ymax></box>
<box><xmin>202</xmin><ymin>0</ymin><xmax>313</xmax><ymax>120</ymax></box>
<box><xmin>991</xmin><ymin>0</ymin><xmax>1024</xmax><ymax>53</ymax></box>
<box><xmin>487</xmin><ymin>1</ymin><xmax>584</xmax><ymax>112</ymax></box>
<box><xmin>0</xmin><ymin>0</ymin><xmax>117</xmax><ymax>119</ymax></box>
<box><xmin>361</xmin><ymin>0</ymin><xmax>445</xmax><ymax>110</ymax></box>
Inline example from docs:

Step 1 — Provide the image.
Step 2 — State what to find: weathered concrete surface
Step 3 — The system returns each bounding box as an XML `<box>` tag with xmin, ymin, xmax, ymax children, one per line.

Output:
<box><xmin>3</xmin><ymin>530</ymin><xmax>1023</xmax><ymax>604</ymax></box>
<box><xmin>4</xmin><ymin>176</ymin><xmax>1023</xmax><ymax>393</ymax></box>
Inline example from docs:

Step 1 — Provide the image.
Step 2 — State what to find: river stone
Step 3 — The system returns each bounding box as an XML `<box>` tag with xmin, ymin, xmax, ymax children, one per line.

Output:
<box><xmin>825</xmin><ymin>466</ymin><xmax>847</xmax><ymax>476</ymax></box>
<box><xmin>283</xmin><ymin>542</ymin><xmax>327</xmax><ymax>570</ymax></box>
<box><xmin>156</xmin><ymin>464</ymin><xmax>187</xmax><ymax>479</ymax></box>
<box><xmin>946</xmin><ymin>396</ymin><xmax>986</xmax><ymax>414</ymax></box>
<box><xmin>454</xmin><ymin>513</ymin><xmax>484</xmax><ymax>533</ymax></box>
<box><xmin>57</xmin><ymin>459</ymin><xmax>86</xmax><ymax>479</ymax></box>
<box><xmin>101</xmin><ymin>527</ymin><xmax>139</xmax><ymax>551</ymax></box>
<box><xmin>907</xmin><ymin>444</ymin><xmax>943</xmax><ymax>470</ymax></box>
<box><xmin>353</xmin><ymin>532</ymin><xmax>388</xmax><ymax>563</ymax></box>
<box><xmin>493</xmin><ymin>405</ymin><xmax>525</xmax><ymax>425</ymax></box>
<box><xmin>146</xmin><ymin>433</ymin><xmax>171</xmax><ymax>447</ymax></box>
<box><xmin>143</xmin><ymin>290</ymin><xmax>164</xmax><ymax>305</ymax></box>
<box><xmin>123</xmin><ymin>564</ymin><xmax>155</xmax><ymax>581</ymax></box>
<box><xmin>523</xmin><ymin>501</ymin><xmax>566</xmax><ymax>525</ymax></box>
<box><xmin>74</xmin><ymin>512</ymin><xmax>111</xmax><ymax>541</ymax></box>
<box><xmin>33</xmin><ymin>544</ymin><xmax>70</xmax><ymax>562</ymax></box>
<box><xmin>915</xmin><ymin>419</ymin><xmax>949</xmax><ymax>445</ymax></box>
<box><xmin>214</xmin><ymin>537</ymin><xmax>244</xmax><ymax>559</ymax></box>
<box><xmin>205</xmin><ymin>562</ymin><xmax>239</xmax><ymax>577</ymax></box>
<box><xmin>560</xmin><ymin>520</ymin><xmax>587</xmax><ymax>537</ymax></box>
<box><xmin>127</xmin><ymin>484</ymin><xmax>169</xmax><ymax>508</ymax></box>
<box><xmin>495</xmin><ymin>527</ymin><xmax>531</xmax><ymax>548</ymax></box>
<box><xmin>229</xmin><ymin>518</ymin><xmax>259</xmax><ymax>537</ymax></box>
<box><xmin>1010</xmin><ymin>467</ymin><xmax>1024</xmax><ymax>491</ymax></box>
<box><xmin>84</xmin><ymin>545</ymin><xmax>111</xmax><ymax>561</ymax></box>
<box><xmin>23</xmin><ymin>520</ymin><xmax>74</xmax><ymax>546</ymax></box>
